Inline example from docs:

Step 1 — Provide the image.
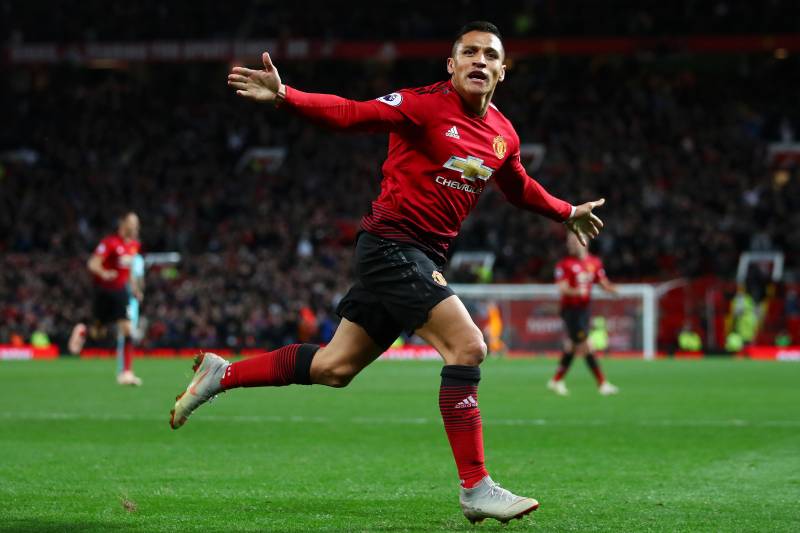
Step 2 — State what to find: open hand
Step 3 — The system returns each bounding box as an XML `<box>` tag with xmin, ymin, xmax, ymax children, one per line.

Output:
<box><xmin>565</xmin><ymin>198</ymin><xmax>605</xmax><ymax>246</ymax></box>
<box><xmin>227</xmin><ymin>52</ymin><xmax>283</xmax><ymax>103</ymax></box>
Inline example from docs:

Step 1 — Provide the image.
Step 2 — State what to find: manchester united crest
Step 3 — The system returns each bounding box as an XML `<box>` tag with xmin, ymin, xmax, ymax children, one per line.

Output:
<box><xmin>432</xmin><ymin>271</ymin><xmax>448</xmax><ymax>286</ymax></box>
<box><xmin>492</xmin><ymin>135</ymin><xmax>506</xmax><ymax>159</ymax></box>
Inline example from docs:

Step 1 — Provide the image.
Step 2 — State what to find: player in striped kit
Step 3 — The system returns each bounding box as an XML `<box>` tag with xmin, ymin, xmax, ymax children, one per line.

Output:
<box><xmin>548</xmin><ymin>233</ymin><xmax>619</xmax><ymax>396</ymax></box>
<box><xmin>171</xmin><ymin>22</ymin><xmax>607</xmax><ymax>524</ymax></box>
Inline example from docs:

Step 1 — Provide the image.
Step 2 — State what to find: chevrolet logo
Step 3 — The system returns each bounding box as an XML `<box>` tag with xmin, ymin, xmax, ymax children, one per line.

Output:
<box><xmin>443</xmin><ymin>155</ymin><xmax>494</xmax><ymax>182</ymax></box>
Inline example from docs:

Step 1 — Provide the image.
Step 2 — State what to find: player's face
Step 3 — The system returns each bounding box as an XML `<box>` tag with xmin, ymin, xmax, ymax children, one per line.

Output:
<box><xmin>447</xmin><ymin>31</ymin><xmax>506</xmax><ymax>98</ymax></box>
<box><xmin>121</xmin><ymin>214</ymin><xmax>140</xmax><ymax>240</ymax></box>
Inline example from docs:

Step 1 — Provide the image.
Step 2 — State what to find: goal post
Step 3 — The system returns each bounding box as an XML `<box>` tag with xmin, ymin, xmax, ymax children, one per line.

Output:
<box><xmin>451</xmin><ymin>283</ymin><xmax>657</xmax><ymax>360</ymax></box>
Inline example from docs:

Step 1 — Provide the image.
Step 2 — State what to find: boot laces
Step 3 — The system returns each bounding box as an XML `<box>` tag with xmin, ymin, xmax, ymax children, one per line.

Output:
<box><xmin>487</xmin><ymin>482</ymin><xmax>516</xmax><ymax>502</ymax></box>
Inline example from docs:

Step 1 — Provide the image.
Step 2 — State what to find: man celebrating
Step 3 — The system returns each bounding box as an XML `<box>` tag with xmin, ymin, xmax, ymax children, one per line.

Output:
<box><xmin>172</xmin><ymin>22</ymin><xmax>605</xmax><ymax>524</ymax></box>
<box><xmin>87</xmin><ymin>212</ymin><xmax>143</xmax><ymax>386</ymax></box>
<box><xmin>548</xmin><ymin>233</ymin><xmax>619</xmax><ymax>396</ymax></box>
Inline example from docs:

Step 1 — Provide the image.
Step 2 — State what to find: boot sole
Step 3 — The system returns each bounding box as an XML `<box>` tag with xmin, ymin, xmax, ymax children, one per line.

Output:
<box><xmin>169</xmin><ymin>353</ymin><xmax>206</xmax><ymax>430</ymax></box>
<box><xmin>467</xmin><ymin>502</ymin><xmax>539</xmax><ymax>524</ymax></box>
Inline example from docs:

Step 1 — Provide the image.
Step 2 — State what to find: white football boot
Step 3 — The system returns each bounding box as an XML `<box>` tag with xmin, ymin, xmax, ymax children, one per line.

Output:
<box><xmin>547</xmin><ymin>378</ymin><xmax>569</xmax><ymax>396</ymax></box>
<box><xmin>170</xmin><ymin>352</ymin><xmax>229</xmax><ymax>429</ymax></box>
<box><xmin>460</xmin><ymin>476</ymin><xmax>539</xmax><ymax>524</ymax></box>
<box><xmin>598</xmin><ymin>381</ymin><xmax>620</xmax><ymax>395</ymax></box>
<box><xmin>117</xmin><ymin>370</ymin><xmax>143</xmax><ymax>386</ymax></box>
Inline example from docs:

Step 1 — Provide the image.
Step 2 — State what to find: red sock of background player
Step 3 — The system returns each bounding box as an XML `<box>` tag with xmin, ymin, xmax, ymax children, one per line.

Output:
<box><xmin>440</xmin><ymin>365</ymin><xmax>490</xmax><ymax>488</ymax></box>
<box><xmin>553</xmin><ymin>351</ymin><xmax>574</xmax><ymax>381</ymax></box>
<box><xmin>123</xmin><ymin>336</ymin><xmax>133</xmax><ymax>372</ymax></box>
<box><xmin>585</xmin><ymin>353</ymin><xmax>605</xmax><ymax>385</ymax></box>
<box><xmin>220</xmin><ymin>344</ymin><xmax>319</xmax><ymax>389</ymax></box>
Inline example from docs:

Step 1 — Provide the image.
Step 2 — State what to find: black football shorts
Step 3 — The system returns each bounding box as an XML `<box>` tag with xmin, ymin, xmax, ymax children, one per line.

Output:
<box><xmin>336</xmin><ymin>231</ymin><xmax>455</xmax><ymax>350</ymax></box>
<box><xmin>561</xmin><ymin>306</ymin><xmax>591</xmax><ymax>343</ymax></box>
<box><xmin>93</xmin><ymin>287</ymin><xmax>129</xmax><ymax>324</ymax></box>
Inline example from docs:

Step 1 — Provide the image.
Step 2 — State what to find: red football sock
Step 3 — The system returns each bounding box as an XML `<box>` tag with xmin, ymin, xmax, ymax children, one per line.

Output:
<box><xmin>585</xmin><ymin>353</ymin><xmax>605</xmax><ymax>385</ymax></box>
<box><xmin>123</xmin><ymin>336</ymin><xmax>133</xmax><ymax>372</ymax></box>
<box><xmin>440</xmin><ymin>365</ymin><xmax>489</xmax><ymax>488</ymax></box>
<box><xmin>220</xmin><ymin>344</ymin><xmax>319</xmax><ymax>389</ymax></box>
<box><xmin>553</xmin><ymin>351</ymin><xmax>574</xmax><ymax>381</ymax></box>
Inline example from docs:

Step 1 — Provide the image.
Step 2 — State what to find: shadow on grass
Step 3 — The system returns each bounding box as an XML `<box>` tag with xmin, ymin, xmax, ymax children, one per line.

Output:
<box><xmin>0</xmin><ymin>519</ymin><xmax>137</xmax><ymax>532</ymax></box>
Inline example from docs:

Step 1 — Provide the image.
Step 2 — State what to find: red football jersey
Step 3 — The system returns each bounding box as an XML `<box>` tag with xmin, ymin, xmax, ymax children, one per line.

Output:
<box><xmin>283</xmin><ymin>81</ymin><xmax>572</xmax><ymax>261</ymax></box>
<box><xmin>554</xmin><ymin>254</ymin><xmax>607</xmax><ymax>308</ymax></box>
<box><xmin>92</xmin><ymin>234</ymin><xmax>141</xmax><ymax>290</ymax></box>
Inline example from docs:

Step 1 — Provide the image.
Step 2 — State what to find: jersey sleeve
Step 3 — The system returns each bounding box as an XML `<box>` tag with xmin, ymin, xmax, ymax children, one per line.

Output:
<box><xmin>554</xmin><ymin>262</ymin><xmax>566</xmax><ymax>282</ymax></box>
<box><xmin>594</xmin><ymin>258</ymin><xmax>608</xmax><ymax>282</ymax></box>
<box><xmin>493</xmin><ymin>134</ymin><xmax>573</xmax><ymax>222</ymax></box>
<box><xmin>282</xmin><ymin>86</ymin><xmax>425</xmax><ymax>132</ymax></box>
<box><xmin>93</xmin><ymin>237</ymin><xmax>113</xmax><ymax>259</ymax></box>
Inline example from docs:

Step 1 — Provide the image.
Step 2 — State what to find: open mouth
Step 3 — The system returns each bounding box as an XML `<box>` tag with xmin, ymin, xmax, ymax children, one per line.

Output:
<box><xmin>468</xmin><ymin>71</ymin><xmax>488</xmax><ymax>82</ymax></box>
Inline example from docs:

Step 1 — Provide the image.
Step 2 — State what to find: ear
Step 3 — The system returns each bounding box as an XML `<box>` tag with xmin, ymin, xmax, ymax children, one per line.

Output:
<box><xmin>498</xmin><ymin>64</ymin><xmax>506</xmax><ymax>83</ymax></box>
<box><xmin>447</xmin><ymin>57</ymin><xmax>455</xmax><ymax>75</ymax></box>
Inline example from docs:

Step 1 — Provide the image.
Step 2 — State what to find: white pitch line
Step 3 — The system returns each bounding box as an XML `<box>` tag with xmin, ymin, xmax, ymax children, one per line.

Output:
<box><xmin>0</xmin><ymin>412</ymin><xmax>798</xmax><ymax>428</ymax></box>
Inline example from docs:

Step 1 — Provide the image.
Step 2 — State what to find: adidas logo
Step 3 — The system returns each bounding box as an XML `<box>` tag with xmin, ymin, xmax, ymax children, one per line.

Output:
<box><xmin>445</xmin><ymin>125</ymin><xmax>460</xmax><ymax>139</ymax></box>
<box><xmin>454</xmin><ymin>395</ymin><xmax>478</xmax><ymax>409</ymax></box>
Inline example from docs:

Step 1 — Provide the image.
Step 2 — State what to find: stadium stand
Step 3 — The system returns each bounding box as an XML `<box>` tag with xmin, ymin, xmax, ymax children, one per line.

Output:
<box><xmin>2</xmin><ymin>3</ymin><xmax>799</xmax><ymax>352</ymax></box>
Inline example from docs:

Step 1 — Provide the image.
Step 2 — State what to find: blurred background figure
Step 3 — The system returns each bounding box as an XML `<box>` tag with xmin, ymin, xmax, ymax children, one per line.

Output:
<box><xmin>548</xmin><ymin>233</ymin><xmax>619</xmax><ymax>396</ymax></box>
<box><xmin>677</xmin><ymin>320</ymin><xmax>703</xmax><ymax>353</ymax></box>
<box><xmin>483</xmin><ymin>301</ymin><xmax>507</xmax><ymax>356</ymax></box>
<box><xmin>587</xmin><ymin>316</ymin><xmax>610</xmax><ymax>356</ymax></box>
<box><xmin>726</xmin><ymin>286</ymin><xmax>758</xmax><ymax>352</ymax></box>
<box><xmin>84</xmin><ymin>213</ymin><xmax>143</xmax><ymax>385</ymax></box>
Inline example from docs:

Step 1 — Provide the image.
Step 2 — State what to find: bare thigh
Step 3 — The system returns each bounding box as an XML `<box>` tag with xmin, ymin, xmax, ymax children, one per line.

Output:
<box><xmin>117</xmin><ymin>319</ymin><xmax>132</xmax><ymax>337</ymax></box>
<box><xmin>310</xmin><ymin>318</ymin><xmax>384</xmax><ymax>387</ymax></box>
<box><xmin>415</xmin><ymin>295</ymin><xmax>486</xmax><ymax>366</ymax></box>
<box><xmin>564</xmin><ymin>338</ymin><xmax>589</xmax><ymax>356</ymax></box>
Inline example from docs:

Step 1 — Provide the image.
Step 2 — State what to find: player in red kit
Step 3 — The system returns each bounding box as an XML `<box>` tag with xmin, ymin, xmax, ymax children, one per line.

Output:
<box><xmin>171</xmin><ymin>22</ymin><xmax>606</xmax><ymax>524</ymax></box>
<box><xmin>548</xmin><ymin>232</ymin><xmax>619</xmax><ymax>396</ymax></box>
<box><xmin>85</xmin><ymin>212</ymin><xmax>143</xmax><ymax>386</ymax></box>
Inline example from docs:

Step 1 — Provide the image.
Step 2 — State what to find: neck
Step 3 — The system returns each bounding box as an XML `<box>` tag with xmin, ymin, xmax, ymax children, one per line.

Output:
<box><xmin>452</xmin><ymin>80</ymin><xmax>493</xmax><ymax>117</ymax></box>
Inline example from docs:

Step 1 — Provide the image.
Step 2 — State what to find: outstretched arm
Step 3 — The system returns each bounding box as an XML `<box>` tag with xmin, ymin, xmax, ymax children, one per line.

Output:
<box><xmin>598</xmin><ymin>275</ymin><xmax>618</xmax><ymax>295</ymax></box>
<box><xmin>227</xmin><ymin>52</ymin><xmax>408</xmax><ymax>132</ymax></box>
<box><xmin>495</xmin><ymin>154</ymin><xmax>605</xmax><ymax>246</ymax></box>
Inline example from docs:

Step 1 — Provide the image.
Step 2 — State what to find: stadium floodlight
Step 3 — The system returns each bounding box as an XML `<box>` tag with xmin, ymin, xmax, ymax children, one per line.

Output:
<box><xmin>452</xmin><ymin>283</ymin><xmax>661</xmax><ymax>360</ymax></box>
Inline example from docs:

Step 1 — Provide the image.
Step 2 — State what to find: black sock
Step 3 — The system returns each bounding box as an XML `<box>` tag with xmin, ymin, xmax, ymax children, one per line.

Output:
<box><xmin>294</xmin><ymin>344</ymin><xmax>320</xmax><ymax>385</ymax></box>
<box><xmin>585</xmin><ymin>353</ymin><xmax>605</xmax><ymax>384</ymax></box>
<box><xmin>554</xmin><ymin>352</ymin><xmax>574</xmax><ymax>380</ymax></box>
<box><xmin>441</xmin><ymin>365</ymin><xmax>481</xmax><ymax>386</ymax></box>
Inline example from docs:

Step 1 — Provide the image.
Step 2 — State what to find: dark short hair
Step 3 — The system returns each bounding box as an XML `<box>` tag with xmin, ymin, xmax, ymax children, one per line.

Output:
<box><xmin>452</xmin><ymin>21</ymin><xmax>503</xmax><ymax>57</ymax></box>
<box><xmin>455</xmin><ymin>21</ymin><xmax>502</xmax><ymax>41</ymax></box>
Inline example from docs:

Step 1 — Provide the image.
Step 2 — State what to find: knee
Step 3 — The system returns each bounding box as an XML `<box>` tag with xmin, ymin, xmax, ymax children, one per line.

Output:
<box><xmin>451</xmin><ymin>330</ymin><xmax>487</xmax><ymax>366</ymax></box>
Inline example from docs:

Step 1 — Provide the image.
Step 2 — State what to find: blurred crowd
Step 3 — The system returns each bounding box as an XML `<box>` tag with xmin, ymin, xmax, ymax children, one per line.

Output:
<box><xmin>3</xmin><ymin>0</ymin><xmax>800</xmax><ymax>42</ymax></box>
<box><xmin>2</xmin><ymin>49</ymin><xmax>799</xmax><ymax>349</ymax></box>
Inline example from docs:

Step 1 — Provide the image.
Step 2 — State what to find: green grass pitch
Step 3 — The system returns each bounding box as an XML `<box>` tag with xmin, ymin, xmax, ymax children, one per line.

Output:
<box><xmin>1</xmin><ymin>357</ymin><xmax>799</xmax><ymax>532</ymax></box>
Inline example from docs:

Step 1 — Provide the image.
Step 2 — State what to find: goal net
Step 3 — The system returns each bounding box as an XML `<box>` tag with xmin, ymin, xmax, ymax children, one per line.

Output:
<box><xmin>452</xmin><ymin>284</ymin><xmax>657</xmax><ymax>360</ymax></box>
